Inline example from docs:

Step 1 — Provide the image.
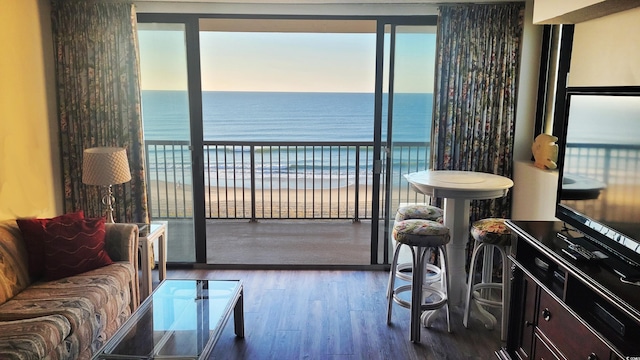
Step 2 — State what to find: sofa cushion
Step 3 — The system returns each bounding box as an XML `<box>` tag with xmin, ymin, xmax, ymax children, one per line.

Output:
<box><xmin>0</xmin><ymin>314</ymin><xmax>72</xmax><ymax>360</ymax></box>
<box><xmin>0</xmin><ymin>262</ymin><xmax>134</xmax><ymax>355</ymax></box>
<box><xmin>16</xmin><ymin>211</ymin><xmax>84</xmax><ymax>279</ymax></box>
<box><xmin>42</xmin><ymin>217</ymin><xmax>113</xmax><ymax>281</ymax></box>
<box><xmin>0</xmin><ymin>221</ymin><xmax>31</xmax><ymax>306</ymax></box>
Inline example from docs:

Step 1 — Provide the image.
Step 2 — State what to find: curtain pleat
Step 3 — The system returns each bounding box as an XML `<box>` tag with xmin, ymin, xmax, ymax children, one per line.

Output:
<box><xmin>432</xmin><ymin>3</ymin><xmax>524</xmax><ymax>221</ymax></box>
<box><xmin>52</xmin><ymin>0</ymin><xmax>149</xmax><ymax>223</ymax></box>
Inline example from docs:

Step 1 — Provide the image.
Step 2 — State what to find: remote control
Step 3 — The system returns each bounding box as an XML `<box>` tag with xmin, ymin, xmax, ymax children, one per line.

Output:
<box><xmin>563</xmin><ymin>244</ymin><xmax>597</xmax><ymax>261</ymax></box>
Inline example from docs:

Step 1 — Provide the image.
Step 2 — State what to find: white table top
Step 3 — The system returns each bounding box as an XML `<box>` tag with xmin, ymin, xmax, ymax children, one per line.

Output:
<box><xmin>404</xmin><ymin>170</ymin><xmax>514</xmax><ymax>200</ymax></box>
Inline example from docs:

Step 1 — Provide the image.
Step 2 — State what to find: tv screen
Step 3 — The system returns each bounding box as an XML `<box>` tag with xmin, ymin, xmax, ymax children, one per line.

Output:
<box><xmin>556</xmin><ymin>87</ymin><xmax>640</xmax><ymax>272</ymax></box>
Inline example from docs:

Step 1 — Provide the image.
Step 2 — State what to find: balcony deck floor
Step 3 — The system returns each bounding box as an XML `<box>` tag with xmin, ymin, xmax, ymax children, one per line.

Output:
<box><xmin>164</xmin><ymin>219</ymin><xmax>378</xmax><ymax>266</ymax></box>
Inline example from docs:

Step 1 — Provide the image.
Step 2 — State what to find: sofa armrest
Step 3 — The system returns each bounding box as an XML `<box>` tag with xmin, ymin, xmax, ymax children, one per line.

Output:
<box><xmin>104</xmin><ymin>223</ymin><xmax>139</xmax><ymax>308</ymax></box>
<box><xmin>104</xmin><ymin>223</ymin><xmax>138</xmax><ymax>263</ymax></box>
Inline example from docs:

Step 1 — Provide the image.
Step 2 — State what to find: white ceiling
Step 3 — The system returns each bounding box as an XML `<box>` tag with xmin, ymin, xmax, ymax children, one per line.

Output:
<box><xmin>135</xmin><ymin>0</ymin><xmax>521</xmax><ymax>15</ymax></box>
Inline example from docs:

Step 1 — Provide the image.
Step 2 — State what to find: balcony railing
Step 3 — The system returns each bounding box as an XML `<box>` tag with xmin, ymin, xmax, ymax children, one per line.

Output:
<box><xmin>562</xmin><ymin>143</ymin><xmax>640</xmax><ymax>222</ymax></box>
<box><xmin>145</xmin><ymin>140</ymin><xmax>431</xmax><ymax>221</ymax></box>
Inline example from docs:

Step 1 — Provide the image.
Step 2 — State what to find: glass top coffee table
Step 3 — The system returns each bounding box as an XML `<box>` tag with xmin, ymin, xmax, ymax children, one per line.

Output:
<box><xmin>93</xmin><ymin>279</ymin><xmax>243</xmax><ymax>359</ymax></box>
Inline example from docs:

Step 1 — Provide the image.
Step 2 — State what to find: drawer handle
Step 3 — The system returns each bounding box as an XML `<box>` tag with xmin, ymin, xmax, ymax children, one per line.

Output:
<box><xmin>542</xmin><ymin>308</ymin><xmax>551</xmax><ymax>321</ymax></box>
<box><xmin>587</xmin><ymin>353</ymin><xmax>598</xmax><ymax>360</ymax></box>
<box><xmin>524</xmin><ymin>320</ymin><xmax>534</xmax><ymax>327</ymax></box>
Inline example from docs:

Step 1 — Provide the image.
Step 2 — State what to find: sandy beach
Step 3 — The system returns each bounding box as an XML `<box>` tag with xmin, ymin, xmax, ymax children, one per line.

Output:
<box><xmin>148</xmin><ymin>180</ymin><xmax>379</xmax><ymax>219</ymax></box>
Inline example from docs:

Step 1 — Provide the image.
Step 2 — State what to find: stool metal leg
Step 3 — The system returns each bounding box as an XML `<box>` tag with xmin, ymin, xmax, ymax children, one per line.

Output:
<box><xmin>387</xmin><ymin>243</ymin><xmax>403</xmax><ymax>324</ymax></box>
<box><xmin>387</xmin><ymin>242</ymin><xmax>400</xmax><ymax>298</ymax></box>
<box><xmin>422</xmin><ymin>245</ymin><xmax>452</xmax><ymax>332</ymax></box>
<box><xmin>441</xmin><ymin>245</ymin><xmax>452</xmax><ymax>333</ymax></box>
<box><xmin>500</xmin><ymin>245</ymin><xmax>510</xmax><ymax>341</ymax></box>
<box><xmin>410</xmin><ymin>245</ymin><xmax>424</xmax><ymax>343</ymax></box>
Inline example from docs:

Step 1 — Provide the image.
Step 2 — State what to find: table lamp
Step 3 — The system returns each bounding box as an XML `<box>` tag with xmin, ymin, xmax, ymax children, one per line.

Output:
<box><xmin>82</xmin><ymin>147</ymin><xmax>132</xmax><ymax>223</ymax></box>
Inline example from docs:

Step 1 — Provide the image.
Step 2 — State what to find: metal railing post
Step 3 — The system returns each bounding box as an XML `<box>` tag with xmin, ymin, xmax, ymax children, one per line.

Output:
<box><xmin>354</xmin><ymin>145</ymin><xmax>360</xmax><ymax>223</ymax></box>
<box><xmin>250</xmin><ymin>145</ymin><xmax>257</xmax><ymax>222</ymax></box>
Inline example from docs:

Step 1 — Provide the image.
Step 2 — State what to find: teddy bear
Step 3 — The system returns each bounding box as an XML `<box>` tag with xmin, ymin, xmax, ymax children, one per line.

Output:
<box><xmin>532</xmin><ymin>133</ymin><xmax>559</xmax><ymax>170</ymax></box>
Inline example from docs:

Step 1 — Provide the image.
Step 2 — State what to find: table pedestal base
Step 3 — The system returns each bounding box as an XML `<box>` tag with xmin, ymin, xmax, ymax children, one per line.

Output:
<box><xmin>443</xmin><ymin>197</ymin><xmax>471</xmax><ymax>307</ymax></box>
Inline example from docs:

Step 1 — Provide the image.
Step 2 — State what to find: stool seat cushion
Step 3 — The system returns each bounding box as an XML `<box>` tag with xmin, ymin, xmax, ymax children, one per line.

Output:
<box><xmin>393</xmin><ymin>219</ymin><xmax>450</xmax><ymax>246</ymax></box>
<box><xmin>395</xmin><ymin>204</ymin><xmax>444</xmax><ymax>223</ymax></box>
<box><xmin>471</xmin><ymin>218</ymin><xmax>511</xmax><ymax>246</ymax></box>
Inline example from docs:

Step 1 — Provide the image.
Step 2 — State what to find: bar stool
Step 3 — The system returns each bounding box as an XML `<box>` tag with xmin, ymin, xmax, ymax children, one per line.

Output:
<box><xmin>387</xmin><ymin>219</ymin><xmax>451</xmax><ymax>343</ymax></box>
<box><xmin>463</xmin><ymin>218</ymin><xmax>512</xmax><ymax>341</ymax></box>
<box><xmin>388</xmin><ymin>205</ymin><xmax>445</xmax><ymax>290</ymax></box>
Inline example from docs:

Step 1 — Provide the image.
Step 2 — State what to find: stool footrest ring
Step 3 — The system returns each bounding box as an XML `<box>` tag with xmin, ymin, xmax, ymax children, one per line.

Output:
<box><xmin>395</xmin><ymin>262</ymin><xmax>442</xmax><ymax>284</ymax></box>
<box><xmin>471</xmin><ymin>283</ymin><xmax>503</xmax><ymax>308</ymax></box>
<box><xmin>392</xmin><ymin>284</ymin><xmax>448</xmax><ymax>311</ymax></box>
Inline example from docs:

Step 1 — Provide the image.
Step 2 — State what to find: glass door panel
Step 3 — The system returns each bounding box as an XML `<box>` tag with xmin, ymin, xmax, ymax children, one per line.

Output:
<box><xmin>138</xmin><ymin>23</ymin><xmax>196</xmax><ymax>262</ymax></box>
<box><xmin>375</xmin><ymin>23</ymin><xmax>437</xmax><ymax>264</ymax></box>
<box><xmin>198</xmin><ymin>18</ymin><xmax>377</xmax><ymax>265</ymax></box>
<box><xmin>390</xmin><ymin>25</ymin><xmax>436</xmax><ymax>207</ymax></box>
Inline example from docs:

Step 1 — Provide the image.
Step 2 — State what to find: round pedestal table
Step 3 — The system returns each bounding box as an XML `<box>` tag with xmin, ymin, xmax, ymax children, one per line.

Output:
<box><xmin>403</xmin><ymin>170</ymin><xmax>514</xmax><ymax>308</ymax></box>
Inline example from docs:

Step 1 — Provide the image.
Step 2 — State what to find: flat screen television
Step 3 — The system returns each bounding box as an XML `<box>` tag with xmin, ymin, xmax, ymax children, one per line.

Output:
<box><xmin>555</xmin><ymin>86</ymin><xmax>640</xmax><ymax>279</ymax></box>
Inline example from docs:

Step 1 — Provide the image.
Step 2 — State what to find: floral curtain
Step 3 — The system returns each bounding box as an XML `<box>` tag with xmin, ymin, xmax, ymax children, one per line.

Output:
<box><xmin>432</xmin><ymin>3</ymin><xmax>524</xmax><ymax>221</ymax></box>
<box><xmin>52</xmin><ymin>0</ymin><xmax>148</xmax><ymax>223</ymax></box>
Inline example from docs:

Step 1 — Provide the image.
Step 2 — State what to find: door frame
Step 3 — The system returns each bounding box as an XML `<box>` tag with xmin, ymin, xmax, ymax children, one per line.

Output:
<box><xmin>137</xmin><ymin>13</ymin><xmax>437</xmax><ymax>266</ymax></box>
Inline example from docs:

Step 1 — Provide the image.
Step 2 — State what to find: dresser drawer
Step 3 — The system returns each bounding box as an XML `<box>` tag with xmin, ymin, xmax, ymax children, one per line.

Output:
<box><xmin>537</xmin><ymin>290</ymin><xmax>611</xmax><ymax>360</ymax></box>
<box><xmin>533</xmin><ymin>332</ymin><xmax>561</xmax><ymax>360</ymax></box>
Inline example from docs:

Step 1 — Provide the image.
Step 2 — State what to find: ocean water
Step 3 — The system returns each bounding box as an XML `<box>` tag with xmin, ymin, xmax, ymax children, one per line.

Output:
<box><xmin>142</xmin><ymin>91</ymin><xmax>432</xmax><ymax>142</ymax></box>
<box><xmin>141</xmin><ymin>91</ymin><xmax>433</xmax><ymax>188</ymax></box>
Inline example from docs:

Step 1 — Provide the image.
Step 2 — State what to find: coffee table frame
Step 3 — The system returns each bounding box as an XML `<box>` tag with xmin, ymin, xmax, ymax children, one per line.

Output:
<box><xmin>93</xmin><ymin>279</ymin><xmax>244</xmax><ymax>359</ymax></box>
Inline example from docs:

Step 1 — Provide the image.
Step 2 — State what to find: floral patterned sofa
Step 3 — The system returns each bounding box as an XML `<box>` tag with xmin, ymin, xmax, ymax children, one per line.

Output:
<box><xmin>0</xmin><ymin>218</ymin><xmax>139</xmax><ymax>360</ymax></box>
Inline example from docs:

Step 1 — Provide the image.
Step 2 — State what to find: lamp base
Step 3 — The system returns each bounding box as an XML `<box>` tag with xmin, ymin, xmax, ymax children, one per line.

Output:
<box><xmin>101</xmin><ymin>185</ymin><xmax>116</xmax><ymax>223</ymax></box>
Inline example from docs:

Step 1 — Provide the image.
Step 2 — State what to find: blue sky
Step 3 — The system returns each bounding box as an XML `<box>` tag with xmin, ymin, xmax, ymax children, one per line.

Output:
<box><xmin>138</xmin><ymin>28</ymin><xmax>435</xmax><ymax>93</ymax></box>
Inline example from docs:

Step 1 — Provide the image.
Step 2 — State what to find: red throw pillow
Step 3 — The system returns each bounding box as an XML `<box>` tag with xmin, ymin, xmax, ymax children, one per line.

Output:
<box><xmin>42</xmin><ymin>217</ymin><xmax>113</xmax><ymax>281</ymax></box>
<box><xmin>16</xmin><ymin>211</ymin><xmax>85</xmax><ymax>279</ymax></box>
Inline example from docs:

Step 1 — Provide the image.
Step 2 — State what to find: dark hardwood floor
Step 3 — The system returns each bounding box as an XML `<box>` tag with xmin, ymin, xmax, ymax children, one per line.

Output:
<box><xmin>158</xmin><ymin>269</ymin><xmax>503</xmax><ymax>359</ymax></box>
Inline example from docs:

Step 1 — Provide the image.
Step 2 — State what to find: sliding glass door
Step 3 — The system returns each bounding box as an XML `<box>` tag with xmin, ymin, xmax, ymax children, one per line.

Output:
<box><xmin>138</xmin><ymin>22</ymin><xmax>197</xmax><ymax>263</ymax></box>
<box><xmin>137</xmin><ymin>14</ymin><xmax>436</xmax><ymax>266</ymax></box>
<box><xmin>372</xmin><ymin>22</ymin><xmax>437</xmax><ymax>264</ymax></box>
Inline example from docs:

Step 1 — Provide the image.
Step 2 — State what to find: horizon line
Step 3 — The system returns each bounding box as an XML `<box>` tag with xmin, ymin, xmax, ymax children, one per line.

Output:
<box><xmin>141</xmin><ymin>89</ymin><xmax>434</xmax><ymax>94</ymax></box>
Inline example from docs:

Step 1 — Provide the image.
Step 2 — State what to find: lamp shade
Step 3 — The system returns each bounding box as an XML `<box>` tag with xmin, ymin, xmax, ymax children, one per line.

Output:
<box><xmin>82</xmin><ymin>147</ymin><xmax>132</xmax><ymax>186</ymax></box>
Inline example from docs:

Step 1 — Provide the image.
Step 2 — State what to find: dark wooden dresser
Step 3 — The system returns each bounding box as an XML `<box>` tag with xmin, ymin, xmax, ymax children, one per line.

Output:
<box><xmin>497</xmin><ymin>221</ymin><xmax>640</xmax><ymax>360</ymax></box>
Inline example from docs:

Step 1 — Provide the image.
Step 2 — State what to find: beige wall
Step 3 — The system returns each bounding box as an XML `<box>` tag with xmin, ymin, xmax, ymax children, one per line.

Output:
<box><xmin>510</xmin><ymin>0</ymin><xmax>558</xmax><ymax>220</ymax></box>
<box><xmin>533</xmin><ymin>0</ymin><xmax>602</xmax><ymax>23</ymax></box>
<box><xmin>569</xmin><ymin>6</ymin><xmax>640</xmax><ymax>86</ymax></box>
<box><xmin>513</xmin><ymin>0</ymin><xmax>543</xmax><ymax>162</ymax></box>
<box><xmin>532</xmin><ymin>0</ymin><xmax>639</xmax><ymax>24</ymax></box>
<box><xmin>0</xmin><ymin>0</ymin><xmax>62</xmax><ymax>220</ymax></box>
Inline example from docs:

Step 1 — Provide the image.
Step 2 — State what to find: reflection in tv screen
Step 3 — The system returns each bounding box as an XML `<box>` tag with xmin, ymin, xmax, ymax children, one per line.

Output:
<box><xmin>559</xmin><ymin>94</ymin><xmax>640</xmax><ymax>246</ymax></box>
